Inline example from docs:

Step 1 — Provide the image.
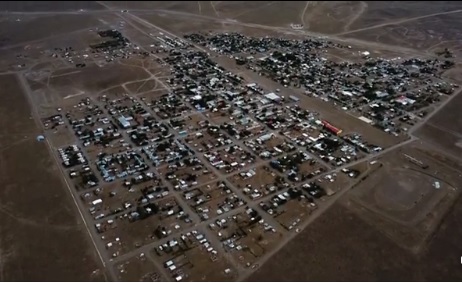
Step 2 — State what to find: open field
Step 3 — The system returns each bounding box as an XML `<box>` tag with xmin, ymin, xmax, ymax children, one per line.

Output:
<box><xmin>44</xmin><ymin>63</ymin><xmax>151</xmax><ymax>94</ymax></box>
<box><xmin>346</xmin><ymin>141</ymin><xmax>462</xmax><ymax>252</ymax></box>
<box><xmin>0</xmin><ymin>1</ymin><xmax>104</xmax><ymax>12</ymax></box>
<box><xmin>0</xmin><ymin>74</ymin><xmax>106</xmax><ymax>281</ymax></box>
<box><xmin>346</xmin><ymin>1</ymin><xmax>462</xmax><ymax>32</ymax></box>
<box><xmin>125</xmin><ymin>79</ymin><xmax>160</xmax><ymax>95</ymax></box>
<box><xmin>115</xmin><ymin>253</ymin><xmax>166</xmax><ymax>282</ymax></box>
<box><xmin>105</xmin><ymin>1</ymin><xmax>462</xmax><ymax>38</ymax></box>
<box><xmin>343</xmin><ymin>12</ymin><xmax>462</xmax><ymax>57</ymax></box>
<box><xmin>105</xmin><ymin>1</ymin><xmax>200</xmax><ymax>14</ymax></box>
<box><xmin>414</xmin><ymin>90</ymin><xmax>462</xmax><ymax>159</ymax></box>
<box><xmin>235</xmin><ymin>2</ymin><xmax>305</xmax><ymax>27</ymax></box>
<box><xmin>135</xmin><ymin>12</ymin><xmax>243</xmax><ymax>35</ymax></box>
<box><xmin>0</xmin><ymin>14</ymin><xmax>101</xmax><ymax>48</ymax></box>
<box><xmin>249</xmin><ymin>193</ymin><xmax>462</xmax><ymax>281</ymax></box>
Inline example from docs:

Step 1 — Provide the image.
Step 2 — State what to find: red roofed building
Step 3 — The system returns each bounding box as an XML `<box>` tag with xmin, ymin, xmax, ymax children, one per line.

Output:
<box><xmin>321</xmin><ymin>120</ymin><xmax>343</xmax><ymax>135</ymax></box>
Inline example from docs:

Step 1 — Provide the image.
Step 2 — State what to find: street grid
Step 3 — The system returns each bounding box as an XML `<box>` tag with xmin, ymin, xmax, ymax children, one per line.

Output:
<box><xmin>6</xmin><ymin>2</ymin><xmax>461</xmax><ymax>282</ymax></box>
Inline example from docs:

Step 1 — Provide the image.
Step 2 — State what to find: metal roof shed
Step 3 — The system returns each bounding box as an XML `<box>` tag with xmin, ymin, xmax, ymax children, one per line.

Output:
<box><xmin>265</xmin><ymin>92</ymin><xmax>281</xmax><ymax>101</ymax></box>
<box><xmin>118</xmin><ymin>116</ymin><xmax>130</xmax><ymax>128</ymax></box>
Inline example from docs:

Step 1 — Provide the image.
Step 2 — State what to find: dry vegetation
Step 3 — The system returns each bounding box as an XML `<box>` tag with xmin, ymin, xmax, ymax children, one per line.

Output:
<box><xmin>0</xmin><ymin>74</ymin><xmax>106</xmax><ymax>281</ymax></box>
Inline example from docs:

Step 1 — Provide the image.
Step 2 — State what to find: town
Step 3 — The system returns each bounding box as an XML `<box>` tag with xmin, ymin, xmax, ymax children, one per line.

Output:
<box><xmin>20</xmin><ymin>10</ymin><xmax>461</xmax><ymax>282</ymax></box>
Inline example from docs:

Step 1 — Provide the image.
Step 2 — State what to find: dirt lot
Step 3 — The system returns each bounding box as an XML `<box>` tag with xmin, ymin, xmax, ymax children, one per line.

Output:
<box><xmin>105</xmin><ymin>1</ymin><xmax>200</xmax><ymax>14</ymax></box>
<box><xmin>0</xmin><ymin>74</ymin><xmax>106</xmax><ymax>281</ymax></box>
<box><xmin>0</xmin><ymin>1</ymin><xmax>104</xmax><ymax>11</ymax></box>
<box><xmin>346</xmin><ymin>1</ymin><xmax>462</xmax><ymax>32</ymax></box>
<box><xmin>415</xmin><ymin>90</ymin><xmax>462</xmax><ymax>159</ymax></box>
<box><xmin>44</xmin><ymin>62</ymin><xmax>151</xmax><ymax>95</ymax></box>
<box><xmin>111</xmin><ymin>1</ymin><xmax>462</xmax><ymax>39</ymax></box>
<box><xmin>270</xmin><ymin>196</ymin><xmax>317</xmax><ymax>231</ymax></box>
<box><xmin>234</xmin><ymin>2</ymin><xmax>305</xmax><ymax>27</ymax></box>
<box><xmin>0</xmin><ymin>14</ymin><xmax>102</xmax><ymax>48</ymax></box>
<box><xmin>343</xmin><ymin>13</ymin><xmax>462</xmax><ymax>56</ymax></box>
<box><xmin>421</xmin><ymin>91</ymin><xmax>462</xmax><ymax>135</ymax></box>
<box><xmin>346</xmin><ymin>141</ymin><xmax>462</xmax><ymax>252</ymax></box>
<box><xmin>125</xmin><ymin>79</ymin><xmax>160</xmax><ymax>95</ymax></box>
<box><xmin>135</xmin><ymin>10</ymin><xmax>282</xmax><ymax>38</ymax></box>
<box><xmin>315</xmin><ymin>171</ymin><xmax>353</xmax><ymax>196</ymax></box>
<box><xmin>249</xmin><ymin>193</ymin><xmax>462</xmax><ymax>281</ymax></box>
<box><xmin>115</xmin><ymin>254</ymin><xmax>166</xmax><ymax>282</ymax></box>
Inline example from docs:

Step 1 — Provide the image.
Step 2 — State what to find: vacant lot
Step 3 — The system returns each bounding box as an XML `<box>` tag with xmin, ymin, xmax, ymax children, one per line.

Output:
<box><xmin>345</xmin><ymin>142</ymin><xmax>462</xmax><ymax>252</ymax></box>
<box><xmin>235</xmin><ymin>1</ymin><xmax>304</xmax><ymax>27</ymax></box>
<box><xmin>107</xmin><ymin>1</ymin><xmax>462</xmax><ymax>37</ymax></box>
<box><xmin>415</xmin><ymin>90</ymin><xmax>462</xmax><ymax>159</ymax></box>
<box><xmin>249</xmin><ymin>194</ymin><xmax>462</xmax><ymax>281</ymax></box>
<box><xmin>105</xmin><ymin>1</ymin><xmax>199</xmax><ymax>13</ymax></box>
<box><xmin>44</xmin><ymin>62</ymin><xmax>151</xmax><ymax>95</ymax></box>
<box><xmin>0</xmin><ymin>14</ymin><xmax>101</xmax><ymax>48</ymax></box>
<box><xmin>347</xmin><ymin>1</ymin><xmax>462</xmax><ymax>31</ymax></box>
<box><xmin>115</xmin><ymin>254</ymin><xmax>166</xmax><ymax>282</ymax></box>
<box><xmin>0</xmin><ymin>1</ymin><xmax>104</xmax><ymax>11</ymax></box>
<box><xmin>0</xmin><ymin>74</ymin><xmax>106</xmax><ymax>281</ymax></box>
<box><xmin>343</xmin><ymin>12</ymin><xmax>462</xmax><ymax>55</ymax></box>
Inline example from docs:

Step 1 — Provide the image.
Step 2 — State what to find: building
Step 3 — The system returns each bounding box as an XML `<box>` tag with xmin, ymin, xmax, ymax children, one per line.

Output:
<box><xmin>118</xmin><ymin>116</ymin><xmax>130</xmax><ymax>129</ymax></box>
<box><xmin>358</xmin><ymin>116</ymin><xmax>373</xmax><ymax>124</ymax></box>
<box><xmin>289</xmin><ymin>95</ymin><xmax>300</xmax><ymax>102</ymax></box>
<box><xmin>321</xmin><ymin>120</ymin><xmax>342</xmax><ymax>135</ymax></box>
<box><xmin>265</xmin><ymin>92</ymin><xmax>281</xmax><ymax>103</ymax></box>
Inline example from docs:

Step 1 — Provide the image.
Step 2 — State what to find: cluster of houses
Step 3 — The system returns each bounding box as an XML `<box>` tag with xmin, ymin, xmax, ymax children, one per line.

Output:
<box><xmin>204</xmin><ymin>145</ymin><xmax>255</xmax><ymax>173</ymax></box>
<box><xmin>208</xmin><ymin>208</ymin><xmax>277</xmax><ymax>268</ymax></box>
<box><xmin>185</xmin><ymin>32</ymin><xmax>459</xmax><ymax>137</ymax></box>
<box><xmin>154</xmin><ymin>230</ymin><xmax>228</xmax><ymax>281</ymax></box>
<box><xmin>96</xmin><ymin>150</ymin><xmax>149</xmax><ymax>182</ymax></box>
<box><xmin>259</xmin><ymin>187</ymin><xmax>316</xmax><ymax>216</ymax></box>
<box><xmin>244</xmin><ymin>133</ymin><xmax>297</xmax><ymax>159</ymax></box>
<box><xmin>184</xmin><ymin>181</ymin><xmax>246</xmax><ymax>221</ymax></box>
<box><xmin>46</xmin><ymin>27</ymin><xmax>441</xmax><ymax>279</ymax></box>
<box><xmin>58</xmin><ymin>144</ymin><xmax>87</xmax><ymax>168</ymax></box>
<box><xmin>142</xmin><ymin>139</ymin><xmax>192</xmax><ymax>166</ymax></box>
<box><xmin>44</xmin><ymin>28</ymin><xmax>150</xmax><ymax>68</ymax></box>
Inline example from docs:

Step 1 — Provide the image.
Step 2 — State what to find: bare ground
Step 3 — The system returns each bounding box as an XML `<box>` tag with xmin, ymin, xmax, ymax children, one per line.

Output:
<box><xmin>0</xmin><ymin>74</ymin><xmax>106</xmax><ymax>281</ymax></box>
<box><xmin>249</xmin><ymin>194</ymin><xmax>462</xmax><ymax>281</ymax></box>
